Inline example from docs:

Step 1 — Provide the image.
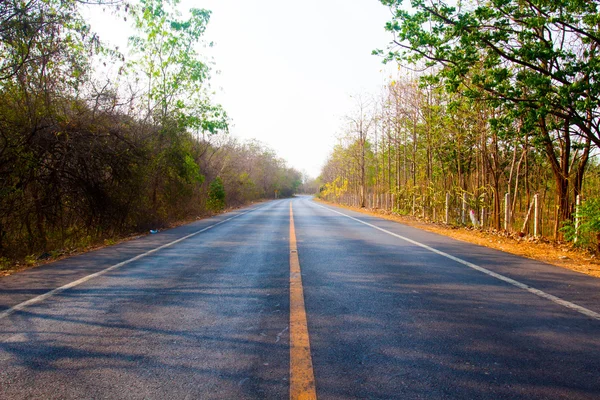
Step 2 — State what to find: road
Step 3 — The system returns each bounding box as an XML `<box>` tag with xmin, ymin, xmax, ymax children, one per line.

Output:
<box><xmin>1</xmin><ymin>197</ymin><xmax>600</xmax><ymax>399</ymax></box>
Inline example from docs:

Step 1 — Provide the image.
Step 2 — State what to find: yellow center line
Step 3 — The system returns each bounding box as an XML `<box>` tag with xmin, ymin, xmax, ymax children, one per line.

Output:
<box><xmin>289</xmin><ymin>201</ymin><xmax>317</xmax><ymax>400</ymax></box>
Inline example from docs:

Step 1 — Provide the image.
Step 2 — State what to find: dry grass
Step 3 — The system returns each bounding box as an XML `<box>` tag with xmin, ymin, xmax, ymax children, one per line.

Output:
<box><xmin>316</xmin><ymin>199</ymin><xmax>600</xmax><ymax>278</ymax></box>
<box><xmin>0</xmin><ymin>232</ymin><xmax>145</xmax><ymax>278</ymax></box>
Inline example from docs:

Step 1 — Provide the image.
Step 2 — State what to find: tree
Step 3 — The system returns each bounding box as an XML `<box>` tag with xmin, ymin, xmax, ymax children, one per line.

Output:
<box><xmin>0</xmin><ymin>0</ymin><xmax>102</xmax><ymax>83</ymax></box>
<box><xmin>345</xmin><ymin>95</ymin><xmax>377</xmax><ymax>207</ymax></box>
<box><xmin>377</xmin><ymin>0</ymin><xmax>600</xmax><ymax>237</ymax></box>
<box><xmin>0</xmin><ymin>0</ymin><xmax>305</xmax><ymax>265</ymax></box>
<box><xmin>128</xmin><ymin>0</ymin><xmax>227</xmax><ymax>132</ymax></box>
<box><xmin>127</xmin><ymin>0</ymin><xmax>229</xmax><ymax>216</ymax></box>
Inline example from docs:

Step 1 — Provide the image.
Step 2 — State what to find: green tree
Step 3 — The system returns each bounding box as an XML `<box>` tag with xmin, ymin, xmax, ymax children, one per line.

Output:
<box><xmin>562</xmin><ymin>198</ymin><xmax>600</xmax><ymax>252</ymax></box>
<box><xmin>127</xmin><ymin>0</ymin><xmax>228</xmax><ymax>215</ymax></box>
<box><xmin>377</xmin><ymin>0</ymin><xmax>600</xmax><ymax>237</ymax></box>
<box><xmin>206</xmin><ymin>177</ymin><xmax>225</xmax><ymax>212</ymax></box>
<box><xmin>128</xmin><ymin>0</ymin><xmax>227</xmax><ymax>132</ymax></box>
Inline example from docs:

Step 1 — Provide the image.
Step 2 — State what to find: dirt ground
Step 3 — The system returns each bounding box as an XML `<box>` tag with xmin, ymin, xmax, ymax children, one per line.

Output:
<box><xmin>317</xmin><ymin>199</ymin><xmax>600</xmax><ymax>279</ymax></box>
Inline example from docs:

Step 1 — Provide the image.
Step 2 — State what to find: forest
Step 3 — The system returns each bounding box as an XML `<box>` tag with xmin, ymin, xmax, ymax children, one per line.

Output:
<box><xmin>3</xmin><ymin>0</ymin><xmax>600</xmax><ymax>266</ymax></box>
<box><xmin>319</xmin><ymin>0</ymin><xmax>600</xmax><ymax>251</ymax></box>
<box><xmin>0</xmin><ymin>0</ymin><xmax>301</xmax><ymax>265</ymax></box>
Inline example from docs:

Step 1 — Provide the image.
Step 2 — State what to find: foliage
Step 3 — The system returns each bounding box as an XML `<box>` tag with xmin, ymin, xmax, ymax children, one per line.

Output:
<box><xmin>299</xmin><ymin>176</ymin><xmax>321</xmax><ymax>195</ymax></box>
<box><xmin>206</xmin><ymin>177</ymin><xmax>225</xmax><ymax>212</ymax></box>
<box><xmin>0</xmin><ymin>0</ymin><xmax>96</xmax><ymax>84</ymax></box>
<box><xmin>128</xmin><ymin>0</ymin><xmax>228</xmax><ymax>133</ymax></box>
<box><xmin>378</xmin><ymin>0</ymin><xmax>600</xmax><ymax>144</ymax></box>
<box><xmin>320</xmin><ymin>176</ymin><xmax>349</xmax><ymax>198</ymax></box>
<box><xmin>375</xmin><ymin>0</ymin><xmax>600</xmax><ymax>237</ymax></box>
<box><xmin>0</xmin><ymin>0</ymin><xmax>300</xmax><ymax>265</ymax></box>
<box><xmin>202</xmin><ymin>138</ymin><xmax>302</xmax><ymax>205</ymax></box>
<box><xmin>319</xmin><ymin>73</ymin><xmax>598</xmax><ymax>241</ymax></box>
<box><xmin>562</xmin><ymin>198</ymin><xmax>600</xmax><ymax>251</ymax></box>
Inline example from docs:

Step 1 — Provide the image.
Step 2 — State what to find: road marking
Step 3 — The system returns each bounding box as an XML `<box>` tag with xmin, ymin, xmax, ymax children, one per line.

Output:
<box><xmin>289</xmin><ymin>202</ymin><xmax>317</xmax><ymax>400</ymax></box>
<box><xmin>0</xmin><ymin>206</ymin><xmax>261</xmax><ymax>321</ymax></box>
<box><xmin>312</xmin><ymin>201</ymin><xmax>600</xmax><ymax>321</ymax></box>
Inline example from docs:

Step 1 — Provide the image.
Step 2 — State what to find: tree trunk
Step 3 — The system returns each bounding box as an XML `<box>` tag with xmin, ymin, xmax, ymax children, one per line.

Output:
<box><xmin>573</xmin><ymin>138</ymin><xmax>591</xmax><ymax>200</ymax></box>
<box><xmin>360</xmin><ymin>134</ymin><xmax>366</xmax><ymax>208</ymax></box>
<box><xmin>540</xmin><ymin>119</ymin><xmax>571</xmax><ymax>240</ymax></box>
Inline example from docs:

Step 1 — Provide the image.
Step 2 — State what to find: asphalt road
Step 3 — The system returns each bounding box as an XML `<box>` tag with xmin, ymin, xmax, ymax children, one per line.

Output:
<box><xmin>1</xmin><ymin>197</ymin><xmax>600</xmax><ymax>399</ymax></box>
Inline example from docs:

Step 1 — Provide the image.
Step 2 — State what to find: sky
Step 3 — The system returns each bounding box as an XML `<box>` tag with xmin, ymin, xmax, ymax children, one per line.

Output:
<box><xmin>86</xmin><ymin>0</ymin><xmax>397</xmax><ymax>178</ymax></box>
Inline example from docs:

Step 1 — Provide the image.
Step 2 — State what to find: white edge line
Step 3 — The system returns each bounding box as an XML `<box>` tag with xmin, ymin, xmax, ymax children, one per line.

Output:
<box><xmin>312</xmin><ymin>201</ymin><xmax>600</xmax><ymax>321</ymax></box>
<box><xmin>0</xmin><ymin>206</ymin><xmax>261</xmax><ymax>321</ymax></box>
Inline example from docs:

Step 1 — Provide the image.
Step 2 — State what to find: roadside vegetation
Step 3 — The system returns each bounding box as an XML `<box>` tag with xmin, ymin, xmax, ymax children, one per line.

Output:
<box><xmin>0</xmin><ymin>0</ymin><xmax>301</xmax><ymax>269</ymax></box>
<box><xmin>318</xmin><ymin>0</ymin><xmax>600</xmax><ymax>255</ymax></box>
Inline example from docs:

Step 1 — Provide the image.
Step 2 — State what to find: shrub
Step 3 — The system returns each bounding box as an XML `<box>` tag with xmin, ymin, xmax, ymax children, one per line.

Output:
<box><xmin>562</xmin><ymin>198</ymin><xmax>600</xmax><ymax>252</ymax></box>
<box><xmin>207</xmin><ymin>177</ymin><xmax>226</xmax><ymax>212</ymax></box>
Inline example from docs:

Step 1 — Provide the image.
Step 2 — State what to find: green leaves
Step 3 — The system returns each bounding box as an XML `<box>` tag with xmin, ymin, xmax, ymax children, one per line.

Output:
<box><xmin>379</xmin><ymin>0</ymin><xmax>600</xmax><ymax>150</ymax></box>
<box><xmin>377</xmin><ymin>0</ymin><xmax>600</xmax><ymax>236</ymax></box>
<box><xmin>561</xmin><ymin>198</ymin><xmax>600</xmax><ymax>249</ymax></box>
<box><xmin>206</xmin><ymin>177</ymin><xmax>225</xmax><ymax>212</ymax></box>
<box><xmin>128</xmin><ymin>0</ymin><xmax>227</xmax><ymax>134</ymax></box>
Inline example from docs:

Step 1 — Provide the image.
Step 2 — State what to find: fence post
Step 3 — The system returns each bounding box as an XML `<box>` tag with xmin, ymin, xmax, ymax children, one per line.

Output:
<box><xmin>462</xmin><ymin>193</ymin><xmax>467</xmax><ymax>225</ymax></box>
<box><xmin>445</xmin><ymin>192</ymin><xmax>450</xmax><ymax>224</ymax></box>
<box><xmin>575</xmin><ymin>194</ymin><xmax>581</xmax><ymax>243</ymax></box>
<box><xmin>504</xmin><ymin>193</ymin><xmax>511</xmax><ymax>231</ymax></box>
<box><xmin>534</xmin><ymin>193</ymin><xmax>539</xmax><ymax>237</ymax></box>
<box><xmin>480</xmin><ymin>194</ymin><xmax>485</xmax><ymax>228</ymax></box>
<box><xmin>412</xmin><ymin>195</ymin><xmax>416</xmax><ymax>216</ymax></box>
<box><xmin>392</xmin><ymin>194</ymin><xmax>395</xmax><ymax>211</ymax></box>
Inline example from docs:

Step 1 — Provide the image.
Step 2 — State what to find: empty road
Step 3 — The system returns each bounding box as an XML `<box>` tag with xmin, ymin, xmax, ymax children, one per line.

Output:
<box><xmin>1</xmin><ymin>197</ymin><xmax>600</xmax><ymax>399</ymax></box>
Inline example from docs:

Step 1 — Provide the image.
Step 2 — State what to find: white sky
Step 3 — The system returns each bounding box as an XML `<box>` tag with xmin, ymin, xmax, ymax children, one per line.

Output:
<box><xmin>86</xmin><ymin>0</ymin><xmax>396</xmax><ymax>178</ymax></box>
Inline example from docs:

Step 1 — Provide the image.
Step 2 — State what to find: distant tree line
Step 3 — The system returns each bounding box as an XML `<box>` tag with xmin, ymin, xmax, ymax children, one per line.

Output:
<box><xmin>0</xmin><ymin>0</ymin><xmax>301</xmax><ymax>264</ymax></box>
<box><xmin>319</xmin><ymin>0</ymin><xmax>600</xmax><ymax>250</ymax></box>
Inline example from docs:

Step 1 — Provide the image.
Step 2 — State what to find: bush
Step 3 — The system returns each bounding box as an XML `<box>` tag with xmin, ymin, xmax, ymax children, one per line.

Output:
<box><xmin>207</xmin><ymin>177</ymin><xmax>226</xmax><ymax>212</ymax></box>
<box><xmin>562</xmin><ymin>198</ymin><xmax>600</xmax><ymax>252</ymax></box>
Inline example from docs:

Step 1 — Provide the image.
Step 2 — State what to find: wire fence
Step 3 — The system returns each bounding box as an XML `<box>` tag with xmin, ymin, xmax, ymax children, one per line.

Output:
<box><xmin>320</xmin><ymin>190</ymin><xmax>596</xmax><ymax>246</ymax></box>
